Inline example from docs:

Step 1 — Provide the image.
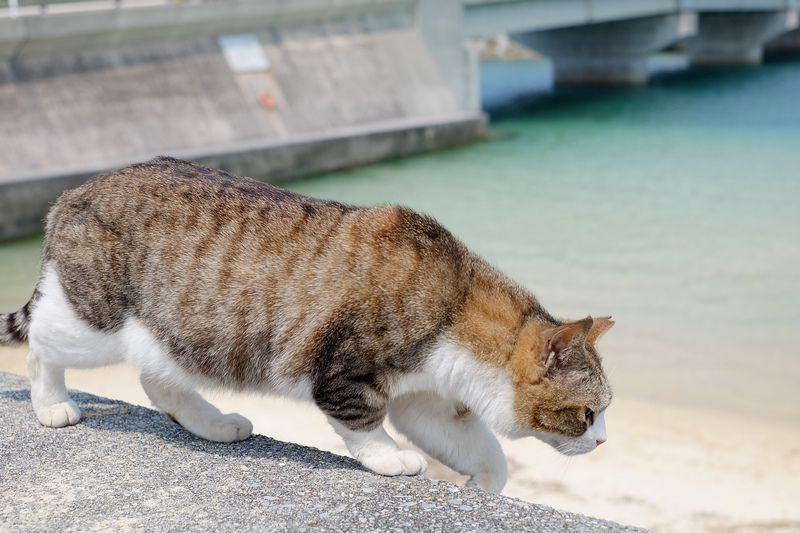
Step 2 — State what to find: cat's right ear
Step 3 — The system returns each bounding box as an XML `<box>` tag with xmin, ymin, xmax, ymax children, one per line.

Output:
<box><xmin>539</xmin><ymin>318</ymin><xmax>593</xmax><ymax>370</ymax></box>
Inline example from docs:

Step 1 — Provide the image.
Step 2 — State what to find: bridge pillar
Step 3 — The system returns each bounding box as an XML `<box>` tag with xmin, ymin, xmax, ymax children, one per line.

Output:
<box><xmin>417</xmin><ymin>0</ymin><xmax>480</xmax><ymax>112</ymax></box>
<box><xmin>511</xmin><ymin>14</ymin><xmax>696</xmax><ymax>86</ymax></box>
<box><xmin>687</xmin><ymin>11</ymin><xmax>799</xmax><ymax>65</ymax></box>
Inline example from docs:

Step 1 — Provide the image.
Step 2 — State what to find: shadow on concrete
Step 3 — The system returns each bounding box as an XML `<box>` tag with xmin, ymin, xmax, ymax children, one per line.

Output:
<box><xmin>1</xmin><ymin>386</ymin><xmax>365</xmax><ymax>474</ymax></box>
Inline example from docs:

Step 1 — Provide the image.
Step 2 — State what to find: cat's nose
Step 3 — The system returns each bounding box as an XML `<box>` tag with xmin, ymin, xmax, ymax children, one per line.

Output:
<box><xmin>595</xmin><ymin>438</ymin><xmax>606</xmax><ymax>446</ymax></box>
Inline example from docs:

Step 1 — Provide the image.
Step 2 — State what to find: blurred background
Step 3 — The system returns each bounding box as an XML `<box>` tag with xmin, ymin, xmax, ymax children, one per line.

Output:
<box><xmin>1</xmin><ymin>1</ymin><xmax>799</xmax><ymax>531</ymax></box>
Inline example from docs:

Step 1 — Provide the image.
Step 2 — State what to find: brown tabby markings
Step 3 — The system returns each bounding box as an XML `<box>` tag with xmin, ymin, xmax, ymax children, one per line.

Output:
<box><xmin>448</xmin><ymin>263</ymin><xmax>612</xmax><ymax>436</ymax></box>
<box><xmin>42</xmin><ymin>158</ymin><xmax>463</xmax><ymax>430</ymax></box>
<box><xmin>33</xmin><ymin>156</ymin><xmax>612</xmax><ymax>439</ymax></box>
<box><xmin>0</xmin><ymin>295</ymin><xmax>37</xmax><ymax>345</ymax></box>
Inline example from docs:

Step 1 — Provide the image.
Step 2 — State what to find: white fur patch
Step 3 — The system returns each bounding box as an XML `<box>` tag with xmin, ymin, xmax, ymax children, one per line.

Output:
<box><xmin>392</xmin><ymin>337</ymin><xmax>608</xmax><ymax>457</ymax></box>
<box><xmin>387</xmin><ymin>391</ymin><xmax>507</xmax><ymax>492</ymax></box>
<box><xmin>327</xmin><ymin>416</ymin><xmax>428</xmax><ymax>476</ymax></box>
<box><xmin>30</xmin><ymin>264</ymin><xmax>312</xmax><ymax>400</ymax></box>
<box><xmin>30</xmin><ymin>266</ymin><xmax>126</xmax><ymax>369</ymax></box>
<box><xmin>28</xmin><ymin>266</ymin><xmax>256</xmax><ymax>440</ymax></box>
<box><xmin>393</xmin><ymin>338</ymin><xmax>520</xmax><ymax>437</ymax></box>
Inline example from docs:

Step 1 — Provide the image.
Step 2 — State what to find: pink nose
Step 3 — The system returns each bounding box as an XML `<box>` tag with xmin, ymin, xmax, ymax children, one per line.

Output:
<box><xmin>596</xmin><ymin>438</ymin><xmax>606</xmax><ymax>446</ymax></box>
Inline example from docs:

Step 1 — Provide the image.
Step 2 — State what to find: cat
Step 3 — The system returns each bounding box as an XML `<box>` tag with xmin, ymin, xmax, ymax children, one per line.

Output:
<box><xmin>0</xmin><ymin>156</ymin><xmax>613</xmax><ymax>493</ymax></box>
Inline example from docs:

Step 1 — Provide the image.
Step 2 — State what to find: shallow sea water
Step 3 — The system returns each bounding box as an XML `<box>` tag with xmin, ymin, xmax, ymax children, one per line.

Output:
<box><xmin>1</xmin><ymin>55</ymin><xmax>798</xmax><ymax>423</ymax></box>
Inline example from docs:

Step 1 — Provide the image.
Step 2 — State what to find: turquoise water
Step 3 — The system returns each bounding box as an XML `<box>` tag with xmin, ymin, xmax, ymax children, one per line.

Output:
<box><xmin>286</xmin><ymin>57</ymin><xmax>800</xmax><ymax>421</ymax></box>
<box><xmin>1</xmin><ymin>56</ymin><xmax>799</xmax><ymax>422</ymax></box>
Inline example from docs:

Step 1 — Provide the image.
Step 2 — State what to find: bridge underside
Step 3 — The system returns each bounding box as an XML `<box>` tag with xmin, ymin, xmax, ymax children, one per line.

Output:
<box><xmin>767</xmin><ymin>27</ymin><xmax>800</xmax><ymax>53</ymax></box>
<box><xmin>511</xmin><ymin>14</ymin><xmax>695</xmax><ymax>86</ymax></box>
<box><xmin>468</xmin><ymin>0</ymin><xmax>799</xmax><ymax>86</ymax></box>
<box><xmin>688</xmin><ymin>11</ymin><xmax>799</xmax><ymax>65</ymax></box>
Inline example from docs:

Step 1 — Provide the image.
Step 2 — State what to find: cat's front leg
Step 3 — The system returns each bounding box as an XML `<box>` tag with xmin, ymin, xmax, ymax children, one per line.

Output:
<box><xmin>327</xmin><ymin>417</ymin><xmax>428</xmax><ymax>477</ymax></box>
<box><xmin>388</xmin><ymin>392</ymin><xmax>507</xmax><ymax>493</ymax></box>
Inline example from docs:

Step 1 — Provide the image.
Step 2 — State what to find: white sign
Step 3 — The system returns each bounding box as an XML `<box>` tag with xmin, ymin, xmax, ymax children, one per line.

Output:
<box><xmin>218</xmin><ymin>34</ymin><xmax>270</xmax><ymax>73</ymax></box>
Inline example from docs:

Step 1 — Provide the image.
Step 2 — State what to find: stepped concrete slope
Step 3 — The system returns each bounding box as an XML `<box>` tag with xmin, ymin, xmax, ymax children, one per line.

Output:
<box><xmin>0</xmin><ymin>0</ymin><xmax>486</xmax><ymax>240</ymax></box>
<box><xmin>0</xmin><ymin>372</ymin><xmax>649</xmax><ymax>532</ymax></box>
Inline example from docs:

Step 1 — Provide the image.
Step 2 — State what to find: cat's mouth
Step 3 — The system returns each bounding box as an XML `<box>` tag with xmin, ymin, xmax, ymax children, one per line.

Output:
<box><xmin>552</xmin><ymin>438</ymin><xmax>603</xmax><ymax>456</ymax></box>
<box><xmin>537</xmin><ymin>409</ymin><xmax>607</xmax><ymax>456</ymax></box>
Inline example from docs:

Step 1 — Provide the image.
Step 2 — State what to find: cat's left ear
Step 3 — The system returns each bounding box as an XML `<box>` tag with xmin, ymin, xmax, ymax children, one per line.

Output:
<box><xmin>587</xmin><ymin>316</ymin><xmax>614</xmax><ymax>345</ymax></box>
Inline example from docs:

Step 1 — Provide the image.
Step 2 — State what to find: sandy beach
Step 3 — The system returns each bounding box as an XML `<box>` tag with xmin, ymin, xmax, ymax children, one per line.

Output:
<box><xmin>2</xmin><ymin>345</ymin><xmax>798</xmax><ymax>533</ymax></box>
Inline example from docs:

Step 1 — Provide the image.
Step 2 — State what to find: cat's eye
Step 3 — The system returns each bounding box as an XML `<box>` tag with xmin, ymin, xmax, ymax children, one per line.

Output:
<box><xmin>584</xmin><ymin>407</ymin><xmax>595</xmax><ymax>425</ymax></box>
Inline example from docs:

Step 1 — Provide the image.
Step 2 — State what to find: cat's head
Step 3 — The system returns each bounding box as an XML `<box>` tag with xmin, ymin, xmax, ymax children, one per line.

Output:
<box><xmin>509</xmin><ymin>316</ymin><xmax>614</xmax><ymax>455</ymax></box>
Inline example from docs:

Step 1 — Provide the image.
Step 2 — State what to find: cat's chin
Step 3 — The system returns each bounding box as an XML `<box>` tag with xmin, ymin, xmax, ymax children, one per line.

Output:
<box><xmin>548</xmin><ymin>438</ymin><xmax>601</xmax><ymax>456</ymax></box>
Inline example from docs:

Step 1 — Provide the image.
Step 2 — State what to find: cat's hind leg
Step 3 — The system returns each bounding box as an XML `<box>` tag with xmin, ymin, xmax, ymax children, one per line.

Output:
<box><xmin>140</xmin><ymin>373</ymin><xmax>253</xmax><ymax>443</ymax></box>
<box><xmin>25</xmin><ymin>266</ymin><xmax>125</xmax><ymax>428</ymax></box>
<box><xmin>387</xmin><ymin>392</ymin><xmax>507</xmax><ymax>493</ymax></box>
<box><xmin>26</xmin><ymin>348</ymin><xmax>81</xmax><ymax>427</ymax></box>
<box><xmin>327</xmin><ymin>416</ymin><xmax>428</xmax><ymax>477</ymax></box>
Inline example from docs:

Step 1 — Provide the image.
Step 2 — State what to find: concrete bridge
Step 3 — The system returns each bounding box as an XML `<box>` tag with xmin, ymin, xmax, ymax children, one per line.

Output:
<box><xmin>2</xmin><ymin>0</ymin><xmax>797</xmax><ymax>117</ymax></box>
<box><xmin>458</xmin><ymin>0</ymin><xmax>799</xmax><ymax>86</ymax></box>
<box><xmin>0</xmin><ymin>0</ymin><xmax>798</xmax><ymax>239</ymax></box>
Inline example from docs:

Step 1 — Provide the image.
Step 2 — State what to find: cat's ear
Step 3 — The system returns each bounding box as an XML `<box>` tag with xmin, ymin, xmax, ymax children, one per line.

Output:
<box><xmin>587</xmin><ymin>316</ymin><xmax>614</xmax><ymax>345</ymax></box>
<box><xmin>540</xmin><ymin>317</ymin><xmax>593</xmax><ymax>370</ymax></box>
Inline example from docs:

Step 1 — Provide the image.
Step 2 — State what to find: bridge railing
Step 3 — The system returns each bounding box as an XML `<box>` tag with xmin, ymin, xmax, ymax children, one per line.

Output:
<box><xmin>4</xmin><ymin>0</ymin><xmax>121</xmax><ymax>9</ymax></box>
<box><xmin>1</xmin><ymin>0</ymin><xmax>230</xmax><ymax>19</ymax></box>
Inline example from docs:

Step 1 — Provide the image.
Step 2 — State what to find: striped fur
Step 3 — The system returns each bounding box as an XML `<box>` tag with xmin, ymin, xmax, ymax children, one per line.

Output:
<box><xmin>7</xmin><ymin>157</ymin><xmax>615</xmax><ymax>492</ymax></box>
<box><xmin>0</xmin><ymin>296</ymin><xmax>36</xmax><ymax>346</ymax></box>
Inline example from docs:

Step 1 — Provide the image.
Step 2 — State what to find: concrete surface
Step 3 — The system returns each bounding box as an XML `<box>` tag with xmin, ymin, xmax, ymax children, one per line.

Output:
<box><xmin>0</xmin><ymin>371</ymin><xmax>650</xmax><ymax>532</ymax></box>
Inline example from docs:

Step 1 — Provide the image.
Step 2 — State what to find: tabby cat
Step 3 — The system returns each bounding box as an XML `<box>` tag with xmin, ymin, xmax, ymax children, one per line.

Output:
<box><xmin>0</xmin><ymin>157</ymin><xmax>613</xmax><ymax>493</ymax></box>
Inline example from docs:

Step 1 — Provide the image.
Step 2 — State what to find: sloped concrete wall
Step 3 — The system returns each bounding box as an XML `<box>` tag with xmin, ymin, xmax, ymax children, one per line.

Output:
<box><xmin>0</xmin><ymin>1</ymin><xmax>485</xmax><ymax>239</ymax></box>
<box><xmin>0</xmin><ymin>372</ymin><xmax>650</xmax><ymax>532</ymax></box>
<box><xmin>0</xmin><ymin>7</ymin><xmax>469</xmax><ymax>179</ymax></box>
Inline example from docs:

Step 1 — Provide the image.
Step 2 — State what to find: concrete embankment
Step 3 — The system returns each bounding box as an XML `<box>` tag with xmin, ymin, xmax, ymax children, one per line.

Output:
<box><xmin>0</xmin><ymin>372</ymin><xmax>649</xmax><ymax>532</ymax></box>
<box><xmin>0</xmin><ymin>0</ymin><xmax>485</xmax><ymax>240</ymax></box>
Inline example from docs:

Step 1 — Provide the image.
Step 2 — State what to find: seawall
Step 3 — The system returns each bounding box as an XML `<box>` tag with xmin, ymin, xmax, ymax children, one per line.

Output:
<box><xmin>0</xmin><ymin>0</ymin><xmax>486</xmax><ymax>240</ymax></box>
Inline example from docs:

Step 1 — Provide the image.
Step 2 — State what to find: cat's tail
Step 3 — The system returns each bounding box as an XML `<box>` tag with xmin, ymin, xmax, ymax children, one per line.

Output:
<box><xmin>0</xmin><ymin>299</ymin><xmax>34</xmax><ymax>346</ymax></box>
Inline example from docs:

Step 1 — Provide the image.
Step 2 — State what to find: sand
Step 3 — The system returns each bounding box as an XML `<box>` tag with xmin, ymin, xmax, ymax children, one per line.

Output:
<box><xmin>2</xmin><ymin>344</ymin><xmax>799</xmax><ymax>533</ymax></box>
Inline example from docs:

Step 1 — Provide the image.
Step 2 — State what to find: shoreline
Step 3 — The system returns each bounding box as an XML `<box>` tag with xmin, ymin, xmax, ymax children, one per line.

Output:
<box><xmin>2</xmin><ymin>345</ymin><xmax>799</xmax><ymax>532</ymax></box>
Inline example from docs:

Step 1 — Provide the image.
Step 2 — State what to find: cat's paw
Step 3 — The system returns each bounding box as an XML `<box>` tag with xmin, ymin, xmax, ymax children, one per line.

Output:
<box><xmin>205</xmin><ymin>413</ymin><xmax>253</xmax><ymax>443</ymax></box>
<box><xmin>466</xmin><ymin>466</ymin><xmax>507</xmax><ymax>494</ymax></box>
<box><xmin>361</xmin><ymin>449</ymin><xmax>428</xmax><ymax>477</ymax></box>
<box><xmin>35</xmin><ymin>400</ymin><xmax>81</xmax><ymax>428</ymax></box>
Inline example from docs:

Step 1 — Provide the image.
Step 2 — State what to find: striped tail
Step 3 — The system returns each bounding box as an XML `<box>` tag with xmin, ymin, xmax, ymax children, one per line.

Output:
<box><xmin>0</xmin><ymin>300</ymin><xmax>33</xmax><ymax>346</ymax></box>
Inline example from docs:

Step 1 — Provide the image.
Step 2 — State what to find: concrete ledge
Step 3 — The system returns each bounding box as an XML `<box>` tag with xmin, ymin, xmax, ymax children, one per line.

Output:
<box><xmin>0</xmin><ymin>0</ymin><xmax>415</xmax><ymax>58</ymax></box>
<box><xmin>0</xmin><ymin>371</ymin><xmax>649</xmax><ymax>532</ymax></box>
<box><xmin>0</xmin><ymin>113</ymin><xmax>487</xmax><ymax>240</ymax></box>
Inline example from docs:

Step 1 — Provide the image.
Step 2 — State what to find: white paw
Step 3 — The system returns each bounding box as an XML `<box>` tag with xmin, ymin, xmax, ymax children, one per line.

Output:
<box><xmin>361</xmin><ymin>449</ymin><xmax>428</xmax><ymax>477</ymax></box>
<box><xmin>206</xmin><ymin>413</ymin><xmax>253</xmax><ymax>443</ymax></box>
<box><xmin>35</xmin><ymin>400</ymin><xmax>81</xmax><ymax>428</ymax></box>
<box><xmin>466</xmin><ymin>465</ymin><xmax>507</xmax><ymax>493</ymax></box>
